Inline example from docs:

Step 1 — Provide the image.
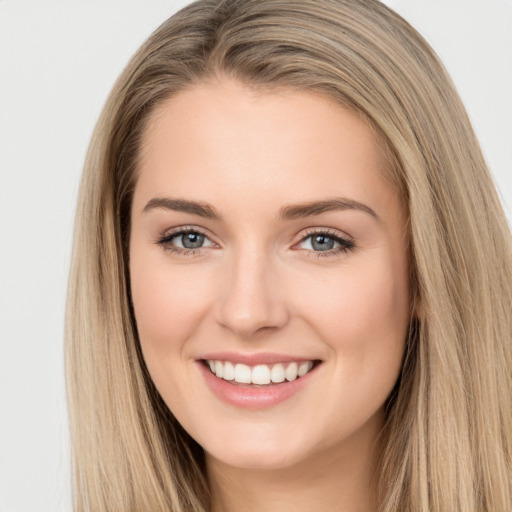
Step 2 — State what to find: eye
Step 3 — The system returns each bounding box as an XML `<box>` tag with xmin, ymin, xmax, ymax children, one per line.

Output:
<box><xmin>296</xmin><ymin>230</ymin><xmax>355</xmax><ymax>255</ymax></box>
<box><xmin>157</xmin><ymin>227</ymin><xmax>216</xmax><ymax>254</ymax></box>
<box><xmin>171</xmin><ymin>231</ymin><xmax>212</xmax><ymax>249</ymax></box>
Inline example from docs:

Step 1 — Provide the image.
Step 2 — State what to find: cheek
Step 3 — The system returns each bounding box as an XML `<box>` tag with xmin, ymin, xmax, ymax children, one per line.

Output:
<box><xmin>129</xmin><ymin>249</ymin><xmax>213</xmax><ymax>363</ymax></box>
<box><xmin>297</xmin><ymin>258</ymin><xmax>410</xmax><ymax>438</ymax></box>
<box><xmin>296</xmin><ymin>255</ymin><xmax>410</xmax><ymax>378</ymax></box>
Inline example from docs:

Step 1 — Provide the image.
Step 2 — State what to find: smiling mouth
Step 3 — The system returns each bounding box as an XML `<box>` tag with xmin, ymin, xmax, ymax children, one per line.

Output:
<box><xmin>202</xmin><ymin>359</ymin><xmax>321</xmax><ymax>386</ymax></box>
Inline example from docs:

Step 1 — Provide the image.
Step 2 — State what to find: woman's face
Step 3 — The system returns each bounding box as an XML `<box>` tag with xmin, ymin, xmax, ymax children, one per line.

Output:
<box><xmin>130</xmin><ymin>79</ymin><xmax>410</xmax><ymax>470</ymax></box>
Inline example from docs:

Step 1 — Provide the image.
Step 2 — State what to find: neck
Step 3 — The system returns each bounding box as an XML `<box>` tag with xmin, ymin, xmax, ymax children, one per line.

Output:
<box><xmin>206</xmin><ymin>412</ymin><xmax>384</xmax><ymax>512</ymax></box>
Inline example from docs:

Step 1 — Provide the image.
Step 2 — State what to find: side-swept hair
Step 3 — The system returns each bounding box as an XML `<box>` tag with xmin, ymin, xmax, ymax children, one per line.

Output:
<box><xmin>66</xmin><ymin>1</ymin><xmax>512</xmax><ymax>510</ymax></box>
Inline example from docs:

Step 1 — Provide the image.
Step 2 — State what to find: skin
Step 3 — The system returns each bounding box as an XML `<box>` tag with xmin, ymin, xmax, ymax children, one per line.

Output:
<box><xmin>130</xmin><ymin>78</ymin><xmax>411</xmax><ymax>512</ymax></box>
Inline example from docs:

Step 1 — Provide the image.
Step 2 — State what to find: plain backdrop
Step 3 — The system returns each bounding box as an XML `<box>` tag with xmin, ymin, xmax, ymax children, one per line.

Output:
<box><xmin>0</xmin><ymin>1</ymin><xmax>511</xmax><ymax>511</ymax></box>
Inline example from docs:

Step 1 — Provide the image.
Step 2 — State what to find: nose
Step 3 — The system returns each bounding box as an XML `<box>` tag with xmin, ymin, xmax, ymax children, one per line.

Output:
<box><xmin>215</xmin><ymin>248</ymin><xmax>290</xmax><ymax>338</ymax></box>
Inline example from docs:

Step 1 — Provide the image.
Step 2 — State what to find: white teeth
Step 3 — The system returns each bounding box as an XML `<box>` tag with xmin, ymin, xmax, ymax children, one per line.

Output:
<box><xmin>252</xmin><ymin>365</ymin><xmax>271</xmax><ymax>385</ymax></box>
<box><xmin>270</xmin><ymin>363</ymin><xmax>285</xmax><ymax>383</ymax></box>
<box><xmin>298</xmin><ymin>361</ymin><xmax>313</xmax><ymax>377</ymax></box>
<box><xmin>234</xmin><ymin>363</ymin><xmax>252</xmax><ymax>384</ymax></box>
<box><xmin>223</xmin><ymin>361</ymin><xmax>235</xmax><ymax>381</ymax></box>
<box><xmin>214</xmin><ymin>360</ymin><xmax>223</xmax><ymax>379</ymax></box>
<box><xmin>206</xmin><ymin>359</ymin><xmax>315</xmax><ymax>384</ymax></box>
<box><xmin>285</xmin><ymin>362</ymin><xmax>298</xmax><ymax>381</ymax></box>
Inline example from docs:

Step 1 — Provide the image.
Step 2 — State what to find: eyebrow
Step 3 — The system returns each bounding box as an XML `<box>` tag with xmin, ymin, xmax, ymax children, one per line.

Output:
<box><xmin>143</xmin><ymin>197</ymin><xmax>221</xmax><ymax>219</ymax></box>
<box><xmin>279</xmin><ymin>198</ymin><xmax>378</xmax><ymax>221</ymax></box>
<box><xmin>142</xmin><ymin>196</ymin><xmax>378</xmax><ymax>221</ymax></box>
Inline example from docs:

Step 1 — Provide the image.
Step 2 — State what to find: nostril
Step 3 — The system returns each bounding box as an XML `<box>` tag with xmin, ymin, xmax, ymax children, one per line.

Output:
<box><xmin>215</xmin><ymin>267</ymin><xmax>290</xmax><ymax>336</ymax></box>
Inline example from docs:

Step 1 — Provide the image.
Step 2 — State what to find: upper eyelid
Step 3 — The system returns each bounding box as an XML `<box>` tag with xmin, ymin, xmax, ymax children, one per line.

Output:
<box><xmin>161</xmin><ymin>225</ymin><xmax>214</xmax><ymax>239</ymax></box>
<box><xmin>295</xmin><ymin>227</ymin><xmax>353</xmax><ymax>243</ymax></box>
<box><xmin>155</xmin><ymin>226</ymin><xmax>218</xmax><ymax>251</ymax></box>
<box><xmin>157</xmin><ymin>225</ymin><xmax>354</xmax><ymax>247</ymax></box>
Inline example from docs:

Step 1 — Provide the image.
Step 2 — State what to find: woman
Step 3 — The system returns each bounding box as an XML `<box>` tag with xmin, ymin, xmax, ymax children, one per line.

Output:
<box><xmin>65</xmin><ymin>0</ymin><xmax>512</xmax><ymax>510</ymax></box>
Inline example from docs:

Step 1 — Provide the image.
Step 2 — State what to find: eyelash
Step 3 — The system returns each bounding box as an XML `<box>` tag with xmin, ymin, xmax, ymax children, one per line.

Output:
<box><xmin>297</xmin><ymin>228</ymin><xmax>355</xmax><ymax>258</ymax></box>
<box><xmin>155</xmin><ymin>226</ymin><xmax>356</xmax><ymax>258</ymax></box>
<box><xmin>156</xmin><ymin>226</ymin><xmax>213</xmax><ymax>257</ymax></box>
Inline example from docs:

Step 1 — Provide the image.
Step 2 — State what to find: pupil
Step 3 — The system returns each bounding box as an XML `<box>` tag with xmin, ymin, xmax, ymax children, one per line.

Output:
<box><xmin>312</xmin><ymin>235</ymin><xmax>334</xmax><ymax>251</ymax></box>
<box><xmin>182</xmin><ymin>232</ymin><xmax>204</xmax><ymax>249</ymax></box>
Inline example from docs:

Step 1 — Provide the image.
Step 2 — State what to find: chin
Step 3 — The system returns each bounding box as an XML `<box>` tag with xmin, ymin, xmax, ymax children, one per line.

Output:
<box><xmin>207</xmin><ymin>447</ymin><xmax>305</xmax><ymax>471</ymax></box>
<box><xmin>201</xmin><ymin>428</ymin><xmax>316</xmax><ymax>471</ymax></box>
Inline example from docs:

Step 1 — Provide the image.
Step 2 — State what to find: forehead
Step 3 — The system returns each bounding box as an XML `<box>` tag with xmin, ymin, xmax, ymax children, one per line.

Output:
<box><xmin>134</xmin><ymin>79</ymin><xmax>401</xmax><ymax>221</ymax></box>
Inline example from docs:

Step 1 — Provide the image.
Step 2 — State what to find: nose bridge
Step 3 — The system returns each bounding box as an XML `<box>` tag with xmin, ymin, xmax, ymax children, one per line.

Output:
<box><xmin>216</xmin><ymin>241</ymin><xmax>289</xmax><ymax>337</ymax></box>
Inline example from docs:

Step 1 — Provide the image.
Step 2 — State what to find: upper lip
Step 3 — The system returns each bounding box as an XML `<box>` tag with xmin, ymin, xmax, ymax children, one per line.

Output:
<box><xmin>198</xmin><ymin>352</ymin><xmax>320</xmax><ymax>366</ymax></box>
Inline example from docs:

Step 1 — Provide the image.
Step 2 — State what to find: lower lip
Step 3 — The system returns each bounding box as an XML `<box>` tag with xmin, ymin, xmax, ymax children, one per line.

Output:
<box><xmin>197</xmin><ymin>361</ymin><xmax>318</xmax><ymax>410</ymax></box>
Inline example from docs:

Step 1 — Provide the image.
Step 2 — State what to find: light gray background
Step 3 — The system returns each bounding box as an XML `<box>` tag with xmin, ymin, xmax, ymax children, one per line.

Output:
<box><xmin>0</xmin><ymin>1</ymin><xmax>511</xmax><ymax>511</ymax></box>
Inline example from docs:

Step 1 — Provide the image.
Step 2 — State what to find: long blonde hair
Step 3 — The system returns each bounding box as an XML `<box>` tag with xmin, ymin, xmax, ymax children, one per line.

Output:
<box><xmin>66</xmin><ymin>1</ymin><xmax>512</xmax><ymax>510</ymax></box>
